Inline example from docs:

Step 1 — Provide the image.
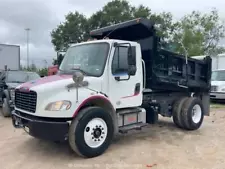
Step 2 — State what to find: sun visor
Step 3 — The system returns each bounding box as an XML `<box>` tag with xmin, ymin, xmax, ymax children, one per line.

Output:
<box><xmin>90</xmin><ymin>18</ymin><xmax>155</xmax><ymax>41</ymax></box>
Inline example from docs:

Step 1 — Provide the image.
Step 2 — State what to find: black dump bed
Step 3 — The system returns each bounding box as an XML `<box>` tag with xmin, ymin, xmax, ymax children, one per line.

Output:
<box><xmin>90</xmin><ymin>18</ymin><xmax>212</xmax><ymax>92</ymax></box>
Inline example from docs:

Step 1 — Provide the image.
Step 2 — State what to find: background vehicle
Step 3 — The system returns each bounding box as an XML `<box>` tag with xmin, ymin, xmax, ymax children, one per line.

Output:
<box><xmin>1</xmin><ymin>70</ymin><xmax>40</xmax><ymax>117</ymax></box>
<box><xmin>210</xmin><ymin>69</ymin><xmax>225</xmax><ymax>101</ymax></box>
<box><xmin>193</xmin><ymin>54</ymin><xmax>225</xmax><ymax>100</ymax></box>
<box><xmin>0</xmin><ymin>44</ymin><xmax>20</xmax><ymax>70</ymax></box>
<box><xmin>12</xmin><ymin>18</ymin><xmax>212</xmax><ymax>158</ymax></box>
<box><xmin>192</xmin><ymin>53</ymin><xmax>225</xmax><ymax>71</ymax></box>
<box><xmin>48</xmin><ymin>65</ymin><xmax>58</xmax><ymax>76</ymax></box>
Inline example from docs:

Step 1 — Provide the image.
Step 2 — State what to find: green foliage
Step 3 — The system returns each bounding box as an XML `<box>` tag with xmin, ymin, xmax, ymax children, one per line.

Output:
<box><xmin>50</xmin><ymin>0</ymin><xmax>174</xmax><ymax>52</ymax></box>
<box><xmin>50</xmin><ymin>0</ymin><xmax>225</xmax><ymax>57</ymax></box>
<box><xmin>171</xmin><ymin>9</ymin><xmax>225</xmax><ymax>56</ymax></box>
<box><xmin>37</xmin><ymin>68</ymin><xmax>48</xmax><ymax>77</ymax></box>
<box><xmin>51</xmin><ymin>12</ymin><xmax>89</xmax><ymax>52</ymax></box>
<box><xmin>21</xmin><ymin>66</ymin><xmax>48</xmax><ymax>77</ymax></box>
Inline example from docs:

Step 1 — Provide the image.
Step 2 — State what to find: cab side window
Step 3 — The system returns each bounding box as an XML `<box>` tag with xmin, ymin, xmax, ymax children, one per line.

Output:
<box><xmin>112</xmin><ymin>47</ymin><xmax>128</xmax><ymax>75</ymax></box>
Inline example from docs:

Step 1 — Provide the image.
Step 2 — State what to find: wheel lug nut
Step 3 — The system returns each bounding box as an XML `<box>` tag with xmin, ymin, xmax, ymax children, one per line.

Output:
<box><xmin>92</xmin><ymin>137</ymin><xmax>94</xmax><ymax>139</ymax></box>
<box><xmin>98</xmin><ymin>139</ymin><xmax>100</xmax><ymax>141</ymax></box>
<box><xmin>85</xmin><ymin>127</ymin><xmax>90</xmax><ymax>132</ymax></box>
<box><xmin>101</xmin><ymin>136</ymin><xmax>103</xmax><ymax>138</ymax></box>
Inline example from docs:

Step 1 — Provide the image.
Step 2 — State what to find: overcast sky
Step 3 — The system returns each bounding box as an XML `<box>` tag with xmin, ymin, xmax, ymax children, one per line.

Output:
<box><xmin>0</xmin><ymin>0</ymin><xmax>225</xmax><ymax>68</ymax></box>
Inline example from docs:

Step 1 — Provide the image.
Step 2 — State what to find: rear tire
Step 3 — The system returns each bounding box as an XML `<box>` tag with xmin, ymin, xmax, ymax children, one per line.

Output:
<box><xmin>68</xmin><ymin>107</ymin><xmax>114</xmax><ymax>158</ymax></box>
<box><xmin>172</xmin><ymin>97</ymin><xmax>188</xmax><ymax>128</ymax></box>
<box><xmin>2</xmin><ymin>98</ymin><xmax>11</xmax><ymax>117</ymax></box>
<box><xmin>180</xmin><ymin>97</ymin><xmax>204</xmax><ymax>130</ymax></box>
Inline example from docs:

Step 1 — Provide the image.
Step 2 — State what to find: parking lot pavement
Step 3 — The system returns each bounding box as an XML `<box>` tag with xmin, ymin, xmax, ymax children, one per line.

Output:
<box><xmin>1</xmin><ymin>108</ymin><xmax>225</xmax><ymax>169</ymax></box>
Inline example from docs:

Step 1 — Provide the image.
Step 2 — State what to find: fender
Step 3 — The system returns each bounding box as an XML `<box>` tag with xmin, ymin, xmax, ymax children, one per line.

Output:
<box><xmin>73</xmin><ymin>95</ymin><xmax>115</xmax><ymax>117</ymax></box>
<box><xmin>72</xmin><ymin>95</ymin><xmax>118</xmax><ymax>134</ymax></box>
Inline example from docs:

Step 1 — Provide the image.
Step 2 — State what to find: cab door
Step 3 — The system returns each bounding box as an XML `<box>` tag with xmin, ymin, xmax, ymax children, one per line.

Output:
<box><xmin>108</xmin><ymin>43</ymin><xmax>143</xmax><ymax>109</ymax></box>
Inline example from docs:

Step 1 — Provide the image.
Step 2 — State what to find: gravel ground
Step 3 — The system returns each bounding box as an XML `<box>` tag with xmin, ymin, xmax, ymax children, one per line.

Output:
<box><xmin>0</xmin><ymin>108</ymin><xmax>225</xmax><ymax>169</ymax></box>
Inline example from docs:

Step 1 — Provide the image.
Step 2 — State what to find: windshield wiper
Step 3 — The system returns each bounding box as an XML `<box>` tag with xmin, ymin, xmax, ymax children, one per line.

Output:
<box><xmin>8</xmin><ymin>81</ymin><xmax>24</xmax><ymax>83</ymax></box>
<box><xmin>70</xmin><ymin>68</ymin><xmax>90</xmax><ymax>76</ymax></box>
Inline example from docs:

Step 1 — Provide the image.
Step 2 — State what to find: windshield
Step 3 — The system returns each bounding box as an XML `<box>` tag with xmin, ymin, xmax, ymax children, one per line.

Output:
<box><xmin>6</xmin><ymin>71</ymin><xmax>40</xmax><ymax>83</ymax></box>
<box><xmin>211</xmin><ymin>70</ymin><xmax>225</xmax><ymax>81</ymax></box>
<box><xmin>27</xmin><ymin>72</ymin><xmax>41</xmax><ymax>81</ymax></box>
<box><xmin>59</xmin><ymin>42</ymin><xmax>109</xmax><ymax>77</ymax></box>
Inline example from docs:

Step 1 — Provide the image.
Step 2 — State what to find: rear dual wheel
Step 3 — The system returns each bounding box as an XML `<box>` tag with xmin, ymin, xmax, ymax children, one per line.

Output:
<box><xmin>172</xmin><ymin>97</ymin><xmax>204</xmax><ymax>130</ymax></box>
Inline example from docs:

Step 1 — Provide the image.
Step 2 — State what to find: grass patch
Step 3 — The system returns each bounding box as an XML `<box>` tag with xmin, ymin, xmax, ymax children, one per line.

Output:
<box><xmin>210</xmin><ymin>103</ymin><xmax>225</xmax><ymax>109</ymax></box>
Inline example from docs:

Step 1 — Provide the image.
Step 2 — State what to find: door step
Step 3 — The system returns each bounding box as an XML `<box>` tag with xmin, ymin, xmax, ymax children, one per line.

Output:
<box><xmin>119</xmin><ymin>122</ymin><xmax>148</xmax><ymax>134</ymax></box>
<box><xmin>117</xmin><ymin>107</ymin><xmax>142</xmax><ymax>115</ymax></box>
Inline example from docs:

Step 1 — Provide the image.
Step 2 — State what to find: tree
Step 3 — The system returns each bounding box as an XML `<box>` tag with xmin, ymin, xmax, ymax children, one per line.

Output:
<box><xmin>51</xmin><ymin>12</ymin><xmax>89</xmax><ymax>52</ymax></box>
<box><xmin>88</xmin><ymin>0</ymin><xmax>175</xmax><ymax>43</ymax></box>
<box><xmin>51</xmin><ymin>0</ymin><xmax>175</xmax><ymax>51</ymax></box>
<box><xmin>171</xmin><ymin>9</ymin><xmax>225</xmax><ymax>56</ymax></box>
<box><xmin>51</xmin><ymin>1</ymin><xmax>225</xmax><ymax>57</ymax></box>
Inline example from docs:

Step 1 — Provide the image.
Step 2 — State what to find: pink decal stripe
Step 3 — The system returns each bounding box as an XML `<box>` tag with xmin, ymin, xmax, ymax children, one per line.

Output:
<box><xmin>121</xmin><ymin>92</ymin><xmax>140</xmax><ymax>99</ymax></box>
<box><xmin>18</xmin><ymin>75</ymin><xmax>72</xmax><ymax>90</ymax></box>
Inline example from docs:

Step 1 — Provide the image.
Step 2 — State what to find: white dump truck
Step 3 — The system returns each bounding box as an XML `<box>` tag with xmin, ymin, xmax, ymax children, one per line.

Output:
<box><xmin>12</xmin><ymin>18</ymin><xmax>212</xmax><ymax>158</ymax></box>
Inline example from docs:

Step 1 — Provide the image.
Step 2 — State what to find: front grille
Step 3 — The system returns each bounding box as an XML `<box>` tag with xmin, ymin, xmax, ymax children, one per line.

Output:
<box><xmin>211</xmin><ymin>85</ymin><xmax>218</xmax><ymax>92</ymax></box>
<box><xmin>15</xmin><ymin>90</ymin><xmax>37</xmax><ymax>113</ymax></box>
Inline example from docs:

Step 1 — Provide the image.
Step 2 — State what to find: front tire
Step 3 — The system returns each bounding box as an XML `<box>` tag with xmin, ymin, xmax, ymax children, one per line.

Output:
<box><xmin>68</xmin><ymin>107</ymin><xmax>114</xmax><ymax>158</ymax></box>
<box><xmin>2</xmin><ymin>98</ymin><xmax>11</xmax><ymax>117</ymax></box>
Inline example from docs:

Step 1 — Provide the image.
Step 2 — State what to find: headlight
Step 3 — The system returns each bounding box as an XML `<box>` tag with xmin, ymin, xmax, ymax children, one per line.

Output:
<box><xmin>45</xmin><ymin>100</ymin><xmax>71</xmax><ymax>111</ymax></box>
<box><xmin>10</xmin><ymin>89</ymin><xmax>15</xmax><ymax>99</ymax></box>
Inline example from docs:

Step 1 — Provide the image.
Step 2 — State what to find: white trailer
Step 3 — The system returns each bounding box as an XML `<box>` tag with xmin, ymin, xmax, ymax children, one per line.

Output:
<box><xmin>0</xmin><ymin>44</ymin><xmax>20</xmax><ymax>70</ymax></box>
<box><xmin>192</xmin><ymin>53</ymin><xmax>225</xmax><ymax>71</ymax></box>
<box><xmin>192</xmin><ymin>53</ymin><xmax>225</xmax><ymax>100</ymax></box>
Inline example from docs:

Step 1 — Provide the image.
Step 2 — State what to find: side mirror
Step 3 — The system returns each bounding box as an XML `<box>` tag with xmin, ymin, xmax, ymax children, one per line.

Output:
<box><xmin>127</xmin><ymin>46</ymin><xmax>136</xmax><ymax>76</ymax></box>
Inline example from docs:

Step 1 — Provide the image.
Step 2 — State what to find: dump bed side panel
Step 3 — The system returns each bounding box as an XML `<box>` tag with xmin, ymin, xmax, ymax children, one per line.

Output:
<box><xmin>147</xmin><ymin>49</ymin><xmax>212</xmax><ymax>92</ymax></box>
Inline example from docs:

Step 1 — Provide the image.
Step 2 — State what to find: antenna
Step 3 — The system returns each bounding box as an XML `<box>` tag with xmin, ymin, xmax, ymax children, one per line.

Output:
<box><xmin>103</xmin><ymin>25</ymin><xmax>119</xmax><ymax>39</ymax></box>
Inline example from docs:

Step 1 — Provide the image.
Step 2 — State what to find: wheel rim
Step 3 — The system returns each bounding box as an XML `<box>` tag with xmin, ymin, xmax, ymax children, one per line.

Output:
<box><xmin>84</xmin><ymin>118</ymin><xmax>108</xmax><ymax>148</ymax></box>
<box><xmin>192</xmin><ymin>104</ymin><xmax>202</xmax><ymax>123</ymax></box>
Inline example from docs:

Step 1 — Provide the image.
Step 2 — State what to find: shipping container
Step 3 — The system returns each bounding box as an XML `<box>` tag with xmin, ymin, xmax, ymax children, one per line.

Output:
<box><xmin>0</xmin><ymin>44</ymin><xmax>20</xmax><ymax>70</ymax></box>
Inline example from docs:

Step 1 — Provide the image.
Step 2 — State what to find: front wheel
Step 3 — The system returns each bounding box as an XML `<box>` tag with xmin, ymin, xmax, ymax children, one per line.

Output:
<box><xmin>68</xmin><ymin>107</ymin><xmax>114</xmax><ymax>158</ymax></box>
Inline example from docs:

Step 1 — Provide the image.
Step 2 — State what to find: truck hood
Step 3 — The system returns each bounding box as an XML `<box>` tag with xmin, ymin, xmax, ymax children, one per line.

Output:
<box><xmin>16</xmin><ymin>74</ymin><xmax>102</xmax><ymax>93</ymax></box>
<box><xmin>6</xmin><ymin>82</ymin><xmax>22</xmax><ymax>89</ymax></box>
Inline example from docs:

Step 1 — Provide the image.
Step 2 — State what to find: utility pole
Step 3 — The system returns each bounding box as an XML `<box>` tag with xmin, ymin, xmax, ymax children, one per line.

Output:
<box><xmin>43</xmin><ymin>59</ymin><xmax>47</xmax><ymax>68</ymax></box>
<box><xmin>25</xmin><ymin>28</ymin><xmax>30</xmax><ymax>69</ymax></box>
